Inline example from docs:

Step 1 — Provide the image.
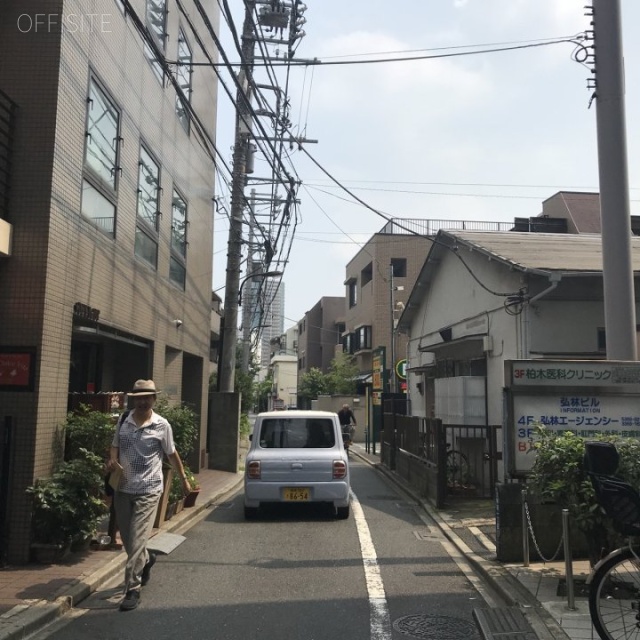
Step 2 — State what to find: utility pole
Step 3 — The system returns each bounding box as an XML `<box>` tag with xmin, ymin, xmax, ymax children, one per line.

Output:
<box><xmin>219</xmin><ymin>1</ymin><xmax>256</xmax><ymax>393</ymax></box>
<box><xmin>592</xmin><ymin>0</ymin><xmax>637</xmax><ymax>360</ymax></box>
<box><xmin>241</xmin><ymin>190</ymin><xmax>257</xmax><ymax>372</ymax></box>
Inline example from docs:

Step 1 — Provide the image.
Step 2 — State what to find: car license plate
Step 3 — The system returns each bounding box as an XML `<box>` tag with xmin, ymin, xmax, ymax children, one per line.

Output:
<box><xmin>283</xmin><ymin>488</ymin><xmax>310</xmax><ymax>501</ymax></box>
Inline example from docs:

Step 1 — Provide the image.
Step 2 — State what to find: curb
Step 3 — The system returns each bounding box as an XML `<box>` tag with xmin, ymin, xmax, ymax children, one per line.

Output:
<box><xmin>351</xmin><ymin>449</ymin><xmax>571</xmax><ymax>640</ymax></box>
<box><xmin>0</xmin><ymin>474</ymin><xmax>244</xmax><ymax>640</ymax></box>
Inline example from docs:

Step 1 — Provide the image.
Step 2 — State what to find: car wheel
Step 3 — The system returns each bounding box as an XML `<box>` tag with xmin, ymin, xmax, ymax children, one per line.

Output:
<box><xmin>336</xmin><ymin>505</ymin><xmax>350</xmax><ymax>520</ymax></box>
<box><xmin>244</xmin><ymin>506</ymin><xmax>259</xmax><ymax>520</ymax></box>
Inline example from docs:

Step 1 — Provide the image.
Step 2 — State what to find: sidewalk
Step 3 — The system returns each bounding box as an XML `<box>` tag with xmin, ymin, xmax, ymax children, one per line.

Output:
<box><xmin>0</xmin><ymin>447</ymin><xmax>595</xmax><ymax>640</ymax></box>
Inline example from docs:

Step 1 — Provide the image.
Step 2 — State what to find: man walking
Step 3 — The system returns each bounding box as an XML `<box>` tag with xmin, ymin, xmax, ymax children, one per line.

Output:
<box><xmin>106</xmin><ymin>379</ymin><xmax>191</xmax><ymax>611</ymax></box>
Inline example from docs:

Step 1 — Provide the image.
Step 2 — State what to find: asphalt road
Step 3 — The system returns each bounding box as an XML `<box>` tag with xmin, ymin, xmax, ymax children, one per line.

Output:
<box><xmin>33</xmin><ymin>458</ymin><xmax>491</xmax><ymax>640</ymax></box>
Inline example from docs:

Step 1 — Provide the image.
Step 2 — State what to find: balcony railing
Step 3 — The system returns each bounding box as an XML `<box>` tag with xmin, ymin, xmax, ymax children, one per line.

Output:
<box><xmin>0</xmin><ymin>89</ymin><xmax>17</xmax><ymax>220</ymax></box>
<box><xmin>379</xmin><ymin>218</ymin><xmax>514</xmax><ymax>236</ymax></box>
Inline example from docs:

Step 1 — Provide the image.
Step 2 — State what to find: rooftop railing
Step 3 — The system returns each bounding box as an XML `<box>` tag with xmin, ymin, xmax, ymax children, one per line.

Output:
<box><xmin>379</xmin><ymin>218</ymin><xmax>514</xmax><ymax>236</ymax></box>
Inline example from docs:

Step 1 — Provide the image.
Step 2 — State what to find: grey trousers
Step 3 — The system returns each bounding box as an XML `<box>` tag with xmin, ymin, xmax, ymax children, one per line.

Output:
<box><xmin>114</xmin><ymin>491</ymin><xmax>161</xmax><ymax>592</ymax></box>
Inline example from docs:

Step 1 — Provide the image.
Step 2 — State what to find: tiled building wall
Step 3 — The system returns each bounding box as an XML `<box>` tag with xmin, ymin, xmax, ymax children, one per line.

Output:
<box><xmin>0</xmin><ymin>0</ymin><xmax>218</xmax><ymax>562</ymax></box>
<box><xmin>344</xmin><ymin>234</ymin><xmax>431</xmax><ymax>377</ymax></box>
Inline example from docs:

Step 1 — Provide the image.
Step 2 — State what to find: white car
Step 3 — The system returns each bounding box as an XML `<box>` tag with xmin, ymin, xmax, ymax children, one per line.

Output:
<box><xmin>244</xmin><ymin>410</ymin><xmax>351</xmax><ymax>520</ymax></box>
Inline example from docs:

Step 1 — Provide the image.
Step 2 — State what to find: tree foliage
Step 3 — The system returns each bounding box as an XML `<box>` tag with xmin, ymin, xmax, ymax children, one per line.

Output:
<box><xmin>327</xmin><ymin>352</ymin><xmax>358</xmax><ymax>395</ymax></box>
<box><xmin>297</xmin><ymin>367</ymin><xmax>329</xmax><ymax>403</ymax></box>
<box><xmin>298</xmin><ymin>354</ymin><xmax>358</xmax><ymax>403</ymax></box>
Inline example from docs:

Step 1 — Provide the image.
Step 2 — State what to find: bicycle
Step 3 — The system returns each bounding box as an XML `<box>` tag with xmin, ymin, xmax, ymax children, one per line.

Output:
<box><xmin>584</xmin><ymin>441</ymin><xmax>640</xmax><ymax>640</ymax></box>
<box><xmin>417</xmin><ymin>437</ymin><xmax>470</xmax><ymax>487</ymax></box>
<box><xmin>341</xmin><ymin>423</ymin><xmax>355</xmax><ymax>457</ymax></box>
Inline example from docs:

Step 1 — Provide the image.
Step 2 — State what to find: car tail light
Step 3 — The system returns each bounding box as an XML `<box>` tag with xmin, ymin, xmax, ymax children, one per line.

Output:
<box><xmin>247</xmin><ymin>461</ymin><xmax>261</xmax><ymax>479</ymax></box>
<box><xmin>333</xmin><ymin>460</ymin><xmax>347</xmax><ymax>479</ymax></box>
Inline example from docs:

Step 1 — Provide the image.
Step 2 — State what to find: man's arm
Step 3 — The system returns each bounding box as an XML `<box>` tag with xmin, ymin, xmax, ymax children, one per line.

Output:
<box><xmin>105</xmin><ymin>446</ymin><xmax>120</xmax><ymax>471</ymax></box>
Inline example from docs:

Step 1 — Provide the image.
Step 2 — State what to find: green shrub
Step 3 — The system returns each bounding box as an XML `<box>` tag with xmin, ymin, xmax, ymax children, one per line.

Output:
<box><xmin>155</xmin><ymin>397</ymin><xmax>198</xmax><ymax>458</ymax></box>
<box><xmin>529</xmin><ymin>425</ymin><xmax>640</xmax><ymax>562</ymax></box>
<box><xmin>63</xmin><ymin>404</ymin><xmax>116</xmax><ymax>460</ymax></box>
<box><xmin>27</xmin><ymin>449</ymin><xmax>108</xmax><ymax>546</ymax></box>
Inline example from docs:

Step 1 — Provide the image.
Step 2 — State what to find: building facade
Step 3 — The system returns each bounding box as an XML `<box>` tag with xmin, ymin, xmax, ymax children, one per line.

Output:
<box><xmin>259</xmin><ymin>279</ymin><xmax>285</xmax><ymax>368</ymax></box>
<box><xmin>297</xmin><ymin>296</ymin><xmax>345</xmax><ymax>376</ymax></box>
<box><xmin>0</xmin><ymin>0</ymin><xmax>219</xmax><ymax>562</ymax></box>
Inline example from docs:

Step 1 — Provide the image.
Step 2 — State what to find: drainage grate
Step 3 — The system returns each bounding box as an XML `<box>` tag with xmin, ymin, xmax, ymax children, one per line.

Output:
<box><xmin>393</xmin><ymin>614</ymin><xmax>479</xmax><ymax>639</ymax></box>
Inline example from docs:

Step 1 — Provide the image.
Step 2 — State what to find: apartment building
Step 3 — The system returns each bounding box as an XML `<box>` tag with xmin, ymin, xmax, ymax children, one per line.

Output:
<box><xmin>297</xmin><ymin>296</ymin><xmax>345</xmax><ymax>375</ymax></box>
<box><xmin>0</xmin><ymin>0</ymin><xmax>218</xmax><ymax>563</ymax></box>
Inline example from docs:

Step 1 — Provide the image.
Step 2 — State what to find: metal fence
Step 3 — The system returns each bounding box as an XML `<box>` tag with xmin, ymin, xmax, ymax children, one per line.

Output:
<box><xmin>378</xmin><ymin>218</ymin><xmax>514</xmax><ymax>236</ymax></box>
<box><xmin>381</xmin><ymin>412</ymin><xmax>498</xmax><ymax>505</ymax></box>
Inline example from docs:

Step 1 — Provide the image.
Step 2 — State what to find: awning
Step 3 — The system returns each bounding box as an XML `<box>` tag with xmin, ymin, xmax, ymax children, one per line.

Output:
<box><xmin>354</xmin><ymin>373</ymin><xmax>372</xmax><ymax>383</ymax></box>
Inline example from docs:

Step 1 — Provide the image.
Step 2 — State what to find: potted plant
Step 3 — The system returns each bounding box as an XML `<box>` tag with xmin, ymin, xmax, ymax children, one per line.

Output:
<box><xmin>182</xmin><ymin>465</ymin><xmax>200</xmax><ymax>508</ymax></box>
<box><xmin>27</xmin><ymin>449</ymin><xmax>109</xmax><ymax>562</ymax></box>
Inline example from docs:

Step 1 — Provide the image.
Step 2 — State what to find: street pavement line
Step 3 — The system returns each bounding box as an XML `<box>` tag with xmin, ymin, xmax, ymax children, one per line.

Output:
<box><xmin>351</xmin><ymin>489</ymin><xmax>392</xmax><ymax>640</ymax></box>
<box><xmin>470</xmin><ymin>525</ymin><xmax>496</xmax><ymax>554</ymax></box>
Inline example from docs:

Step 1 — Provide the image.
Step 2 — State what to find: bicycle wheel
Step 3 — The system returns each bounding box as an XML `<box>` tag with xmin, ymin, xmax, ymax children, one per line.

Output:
<box><xmin>589</xmin><ymin>546</ymin><xmax>640</xmax><ymax>640</ymax></box>
<box><xmin>446</xmin><ymin>449</ymin><xmax>470</xmax><ymax>487</ymax></box>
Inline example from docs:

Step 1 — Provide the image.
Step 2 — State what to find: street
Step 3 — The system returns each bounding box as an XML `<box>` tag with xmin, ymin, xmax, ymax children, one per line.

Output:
<box><xmin>33</xmin><ymin>458</ymin><xmax>493</xmax><ymax>640</ymax></box>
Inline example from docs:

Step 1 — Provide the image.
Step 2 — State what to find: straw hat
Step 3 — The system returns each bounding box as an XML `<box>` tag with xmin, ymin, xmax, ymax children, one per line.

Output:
<box><xmin>129</xmin><ymin>379</ymin><xmax>158</xmax><ymax>396</ymax></box>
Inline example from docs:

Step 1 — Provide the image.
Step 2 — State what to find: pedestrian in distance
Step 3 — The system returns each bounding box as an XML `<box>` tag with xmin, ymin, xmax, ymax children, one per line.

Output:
<box><xmin>337</xmin><ymin>403</ymin><xmax>357</xmax><ymax>443</ymax></box>
<box><xmin>105</xmin><ymin>379</ymin><xmax>191</xmax><ymax>611</ymax></box>
<box><xmin>337</xmin><ymin>403</ymin><xmax>356</xmax><ymax>428</ymax></box>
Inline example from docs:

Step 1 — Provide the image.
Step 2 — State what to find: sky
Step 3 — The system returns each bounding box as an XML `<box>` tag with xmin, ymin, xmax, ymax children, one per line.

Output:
<box><xmin>212</xmin><ymin>0</ymin><xmax>640</xmax><ymax>329</ymax></box>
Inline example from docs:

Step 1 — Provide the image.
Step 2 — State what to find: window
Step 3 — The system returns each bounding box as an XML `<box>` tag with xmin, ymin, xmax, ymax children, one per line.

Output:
<box><xmin>347</xmin><ymin>279</ymin><xmax>357</xmax><ymax>308</ymax></box>
<box><xmin>145</xmin><ymin>0</ymin><xmax>166</xmax><ymax>81</ymax></box>
<box><xmin>82</xmin><ymin>78</ymin><xmax>120</xmax><ymax>235</ymax></box>
<box><xmin>259</xmin><ymin>418</ymin><xmax>335</xmax><ymax>449</ymax></box>
<box><xmin>134</xmin><ymin>145</ymin><xmax>160</xmax><ymax>267</ymax></box>
<box><xmin>176</xmin><ymin>30</ymin><xmax>192</xmax><ymax>131</ymax></box>
<box><xmin>81</xmin><ymin>180</ymin><xmax>116</xmax><ymax>234</ymax></box>
<box><xmin>85</xmin><ymin>79</ymin><xmax>120</xmax><ymax>188</ymax></box>
<box><xmin>391</xmin><ymin>258</ymin><xmax>407</xmax><ymax>278</ymax></box>
<box><xmin>361</xmin><ymin>262</ymin><xmax>372</xmax><ymax>286</ymax></box>
<box><xmin>170</xmin><ymin>189</ymin><xmax>187</xmax><ymax>288</ymax></box>
<box><xmin>355</xmin><ymin>325</ymin><xmax>372</xmax><ymax>351</ymax></box>
<box><xmin>342</xmin><ymin>333</ymin><xmax>355</xmax><ymax>355</ymax></box>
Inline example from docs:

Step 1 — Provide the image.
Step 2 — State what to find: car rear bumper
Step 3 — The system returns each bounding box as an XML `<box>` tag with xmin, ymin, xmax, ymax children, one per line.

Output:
<box><xmin>244</xmin><ymin>480</ymin><xmax>350</xmax><ymax>508</ymax></box>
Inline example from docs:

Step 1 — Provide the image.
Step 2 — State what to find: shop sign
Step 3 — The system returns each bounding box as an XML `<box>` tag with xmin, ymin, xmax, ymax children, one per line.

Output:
<box><xmin>0</xmin><ymin>347</ymin><xmax>36</xmax><ymax>391</ymax></box>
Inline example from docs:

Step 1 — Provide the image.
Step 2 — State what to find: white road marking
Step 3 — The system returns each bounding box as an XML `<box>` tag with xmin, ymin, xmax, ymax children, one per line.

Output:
<box><xmin>470</xmin><ymin>525</ymin><xmax>496</xmax><ymax>553</ymax></box>
<box><xmin>351</xmin><ymin>489</ymin><xmax>393</xmax><ymax>640</ymax></box>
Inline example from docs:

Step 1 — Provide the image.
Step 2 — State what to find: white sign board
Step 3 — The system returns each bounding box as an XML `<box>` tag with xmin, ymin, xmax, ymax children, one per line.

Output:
<box><xmin>505</xmin><ymin>360</ymin><xmax>640</xmax><ymax>476</ymax></box>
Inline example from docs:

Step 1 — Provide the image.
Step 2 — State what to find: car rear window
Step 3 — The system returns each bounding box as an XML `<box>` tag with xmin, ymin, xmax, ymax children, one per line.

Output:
<box><xmin>259</xmin><ymin>418</ymin><xmax>336</xmax><ymax>449</ymax></box>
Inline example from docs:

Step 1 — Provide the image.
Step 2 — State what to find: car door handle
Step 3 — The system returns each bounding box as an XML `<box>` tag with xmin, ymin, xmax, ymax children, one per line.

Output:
<box><xmin>291</xmin><ymin>463</ymin><xmax>303</xmax><ymax>469</ymax></box>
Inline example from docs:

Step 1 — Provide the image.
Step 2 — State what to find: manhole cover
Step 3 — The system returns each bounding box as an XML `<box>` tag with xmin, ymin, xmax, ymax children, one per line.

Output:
<box><xmin>393</xmin><ymin>614</ymin><xmax>479</xmax><ymax>639</ymax></box>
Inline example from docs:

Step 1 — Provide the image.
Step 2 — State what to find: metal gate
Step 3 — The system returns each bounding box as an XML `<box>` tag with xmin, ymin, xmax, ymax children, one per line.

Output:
<box><xmin>442</xmin><ymin>423</ymin><xmax>497</xmax><ymax>500</ymax></box>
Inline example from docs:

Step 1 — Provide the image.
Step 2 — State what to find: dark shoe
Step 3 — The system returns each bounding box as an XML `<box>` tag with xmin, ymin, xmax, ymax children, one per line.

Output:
<box><xmin>141</xmin><ymin>551</ymin><xmax>156</xmax><ymax>586</ymax></box>
<box><xmin>119</xmin><ymin>589</ymin><xmax>140</xmax><ymax>611</ymax></box>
